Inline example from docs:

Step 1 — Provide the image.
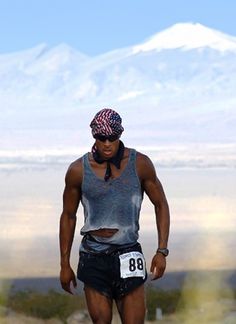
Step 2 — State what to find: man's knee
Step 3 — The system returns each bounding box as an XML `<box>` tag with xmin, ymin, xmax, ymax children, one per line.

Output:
<box><xmin>89</xmin><ymin>310</ymin><xmax>112</xmax><ymax>324</ymax></box>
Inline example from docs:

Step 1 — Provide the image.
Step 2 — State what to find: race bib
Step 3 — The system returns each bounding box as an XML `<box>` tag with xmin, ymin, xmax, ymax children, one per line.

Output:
<box><xmin>119</xmin><ymin>251</ymin><xmax>146</xmax><ymax>279</ymax></box>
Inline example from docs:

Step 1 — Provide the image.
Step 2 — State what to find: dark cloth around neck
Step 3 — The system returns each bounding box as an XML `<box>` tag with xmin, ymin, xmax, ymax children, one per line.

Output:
<box><xmin>92</xmin><ymin>141</ymin><xmax>125</xmax><ymax>181</ymax></box>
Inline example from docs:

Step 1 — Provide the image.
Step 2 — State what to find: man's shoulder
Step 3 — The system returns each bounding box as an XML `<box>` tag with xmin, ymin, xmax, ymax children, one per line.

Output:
<box><xmin>134</xmin><ymin>150</ymin><xmax>152</xmax><ymax>165</ymax></box>
<box><xmin>134</xmin><ymin>149</ymin><xmax>156</xmax><ymax>179</ymax></box>
<box><xmin>69</xmin><ymin>155</ymin><xmax>84</xmax><ymax>170</ymax></box>
<box><xmin>65</xmin><ymin>154</ymin><xmax>86</xmax><ymax>183</ymax></box>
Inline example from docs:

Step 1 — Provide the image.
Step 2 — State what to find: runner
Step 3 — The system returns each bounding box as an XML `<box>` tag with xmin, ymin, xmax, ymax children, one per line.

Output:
<box><xmin>59</xmin><ymin>108</ymin><xmax>170</xmax><ymax>324</ymax></box>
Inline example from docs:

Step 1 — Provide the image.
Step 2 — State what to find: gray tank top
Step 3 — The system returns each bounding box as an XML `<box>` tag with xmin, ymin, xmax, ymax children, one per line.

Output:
<box><xmin>80</xmin><ymin>149</ymin><xmax>143</xmax><ymax>247</ymax></box>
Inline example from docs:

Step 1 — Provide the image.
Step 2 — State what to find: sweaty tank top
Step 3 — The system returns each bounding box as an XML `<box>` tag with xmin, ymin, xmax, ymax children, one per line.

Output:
<box><xmin>80</xmin><ymin>149</ymin><xmax>143</xmax><ymax>246</ymax></box>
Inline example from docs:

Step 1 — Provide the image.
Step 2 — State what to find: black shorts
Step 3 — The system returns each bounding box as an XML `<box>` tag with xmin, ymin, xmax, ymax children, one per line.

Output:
<box><xmin>77</xmin><ymin>243</ymin><xmax>147</xmax><ymax>299</ymax></box>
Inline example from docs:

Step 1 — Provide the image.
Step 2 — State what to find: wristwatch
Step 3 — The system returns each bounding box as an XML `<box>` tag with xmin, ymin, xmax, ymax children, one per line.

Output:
<box><xmin>156</xmin><ymin>248</ymin><xmax>169</xmax><ymax>257</ymax></box>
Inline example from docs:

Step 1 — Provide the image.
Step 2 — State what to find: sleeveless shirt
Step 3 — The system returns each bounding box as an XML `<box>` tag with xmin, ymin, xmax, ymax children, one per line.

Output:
<box><xmin>80</xmin><ymin>149</ymin><xmax>143</xmax><ymax>247</ymax></box>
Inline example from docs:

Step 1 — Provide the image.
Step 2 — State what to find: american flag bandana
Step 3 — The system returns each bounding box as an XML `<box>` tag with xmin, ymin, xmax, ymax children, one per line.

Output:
<box><xmin>90</xmin><ymin>108</ymin><xmax>124</xmax><ymax>137</ymax></box>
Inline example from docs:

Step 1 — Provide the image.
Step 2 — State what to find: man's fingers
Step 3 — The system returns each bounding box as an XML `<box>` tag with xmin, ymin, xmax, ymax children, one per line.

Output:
<box><xmin>151</xmin><ymin>266</ymin><xmax>165</xmax><ymax>280</ymax></box>
<box><xmin>61</xmin><ymin>282</ymin><xmax>73</xmax><ymax>294</ymax></box>
<box><xmin>151</xmin><ymin>267</ymin><xmax>158</xmax><ymax>280</ymax></box>
<box><xmin>150</xmin><ymin>260</ymin><xmax>155</xmax><ymax>273</ymax></box>
<box><xmin>150</xmin><ymin>254</ymin><xmax>166</xmax><ymax>280</ymax></box>
<box><xmin>60</xmin><ymin>269</ymin><xmax>77</xmax><ymax>294</ymax></box>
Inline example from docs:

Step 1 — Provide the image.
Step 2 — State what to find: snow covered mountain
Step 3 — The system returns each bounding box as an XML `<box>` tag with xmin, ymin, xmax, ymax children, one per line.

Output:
<box><xmin>133</xmin><ymin>22</ymin><xmax>236</xmax><ymax>53</ymax></box>
<box><xmin>1</xmin><ymin>23</ymin><xmax>236</xmax><ymax>106</ymax></box>
<box><xmin>1</xmin><ymin>22</ymin><xmax>236</xmax><ymax>167</ymax></box>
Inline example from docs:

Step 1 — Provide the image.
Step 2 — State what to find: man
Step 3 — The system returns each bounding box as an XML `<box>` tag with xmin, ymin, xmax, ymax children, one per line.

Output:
<box><xmin>60</xmin><ymin>108</ymin><xmax>170</xmax><ymax>324</ymax></box>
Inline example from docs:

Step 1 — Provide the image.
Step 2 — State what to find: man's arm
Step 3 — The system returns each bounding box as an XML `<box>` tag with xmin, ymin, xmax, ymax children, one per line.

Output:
<box><xmin>137</xmin><ymin>153</ymin><xmax>170</xmax><ymax>280</ymax></box>
<box><xmin>59</xmin><ymin>159</ymin><xmax>82</xmax><ymax>294</ymax></box>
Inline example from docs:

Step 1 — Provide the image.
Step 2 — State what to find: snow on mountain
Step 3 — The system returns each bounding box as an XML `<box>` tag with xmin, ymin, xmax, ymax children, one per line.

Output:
<box><xmin>0</xmin><ymin>43</ymin><xmax>89</xmax><ymax>105</ymax></box>
<box><xmin>25</xmin><ymin>43</ymin><xmax>88</xmax><ymax>75</ymax></box>
<box><xmin>132</xmin><ymin>23</ymin><xmax>236</xmax><ymax>53</ymax></box>
<box><xmin>0</xmin><ymin>23</ymin><xmax>236</xmax><ymax>167</ymax></box>
<box><xmin>1</xmin><ymin>22</ymin><xmax>236</xmax><ymax>106</ymax></box>
<box><xmin>0</xmin><ymin>43</ymin><xmax>48</xmax><ymax>68</ymax></box>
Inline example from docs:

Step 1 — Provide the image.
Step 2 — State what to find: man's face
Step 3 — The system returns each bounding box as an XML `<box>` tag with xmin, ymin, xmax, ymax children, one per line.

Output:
<box><xmin>95</xmin><ymin>136</ymin><xmax>120</xmax><ymax>160</ymax></box>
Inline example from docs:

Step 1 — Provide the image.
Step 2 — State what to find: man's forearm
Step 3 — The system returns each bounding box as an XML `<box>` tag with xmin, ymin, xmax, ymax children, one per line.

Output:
<box><xmin>59</xmin><ymin>213</ymin><xmax>77</xmax><ymax>268</ymax></box>
<box><xmin>155</xmin><ymin>203</ymin><xmax>170</xmax><ymax>248</ymax></box>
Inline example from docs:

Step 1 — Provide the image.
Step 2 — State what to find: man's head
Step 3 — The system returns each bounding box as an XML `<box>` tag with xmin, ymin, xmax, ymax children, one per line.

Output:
<box><xmin>90</xmin><ymin>108</ymin><xmax>124</xmax><ymax>138</ymax></box>
<box><xmin>90</xmin><ymin>108</ymin><xmax>124</xmax><ymax>159</ymax></box>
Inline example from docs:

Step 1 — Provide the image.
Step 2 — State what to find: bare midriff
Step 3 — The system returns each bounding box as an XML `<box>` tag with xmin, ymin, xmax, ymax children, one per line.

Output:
<box><xmin>89</xmin><ymin>228</ymin><xmax>118</xmax><ymax>238</ymax></box>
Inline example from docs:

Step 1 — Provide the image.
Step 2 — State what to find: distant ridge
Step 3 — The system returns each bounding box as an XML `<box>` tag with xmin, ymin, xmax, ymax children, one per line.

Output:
<box><xmin>3</xmin><ymin>269</ymin><xmax>236</xmax><ymax>294</ymax></box>
<box><xmin>1</xmin><ymin>22</ymin><xmax>236</xmax><ymax>154</ymax></box>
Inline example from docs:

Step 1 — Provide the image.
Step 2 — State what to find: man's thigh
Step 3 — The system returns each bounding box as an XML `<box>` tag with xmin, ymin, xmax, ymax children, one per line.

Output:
<box><xmin>84</xmin><ymin>285</ymin><xmax>113</xmax><ymax>323</ymax></box>
<box><xmin>116</xmin><ymin>284</ymin><xmax>146</xmax><ymax>324</ymax></box>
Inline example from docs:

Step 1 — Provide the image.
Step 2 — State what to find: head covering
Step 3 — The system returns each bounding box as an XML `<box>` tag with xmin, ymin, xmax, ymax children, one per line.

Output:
<box><xmin>90</xmin><ymin>108</ymin><xmax>124</xmax><ymax>137</ymax></box>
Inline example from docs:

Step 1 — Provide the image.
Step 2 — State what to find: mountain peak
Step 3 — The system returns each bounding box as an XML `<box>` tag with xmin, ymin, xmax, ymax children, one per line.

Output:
<box><xmin>44</xmin><ymin>43</ymin><xmax>89</xmax><ymax>61</ymax></box>
<box><xmin>132</xmin><ymin>22</ymin><xmax>236</xmax><ymax>53</ymax></box>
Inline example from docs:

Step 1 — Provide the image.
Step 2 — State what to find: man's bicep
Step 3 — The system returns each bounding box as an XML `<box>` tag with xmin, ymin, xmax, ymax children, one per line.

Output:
<box><xmin>141</xmin><ymin>157</ymin><xmax>167</xmax><ymax>206</ymax></box>
<box><xmin>62</xmin><ymin>165</ymin><xmax>82</xmax><ymax>217</ymax></box>
<box><xmin>144</xmin><ymin>176</ymin><xmax>167</xmax><ymax>206</ymax></box>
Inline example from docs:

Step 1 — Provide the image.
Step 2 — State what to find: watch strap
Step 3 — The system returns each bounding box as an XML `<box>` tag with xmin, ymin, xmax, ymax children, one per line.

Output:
<box><xmin>156</xmin><ymin>248</ymin><xmax>169</xmax><ymax>257</ymax></box>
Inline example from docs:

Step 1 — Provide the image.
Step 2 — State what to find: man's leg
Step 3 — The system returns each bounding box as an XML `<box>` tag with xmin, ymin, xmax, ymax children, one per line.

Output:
<box><xmin>84</xmin><ymin>285</ymin><xmax>113</xmax><ymax>324</ymax></box>
<box><xmin>115</xmin><ymin>284</ymin><xmax>146</xmax><ymax>324</ymax></box>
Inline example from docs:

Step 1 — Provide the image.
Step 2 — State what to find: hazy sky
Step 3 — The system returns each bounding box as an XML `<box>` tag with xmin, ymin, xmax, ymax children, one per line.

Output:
<box><xmin>0</xmin><ymin>0</ymin><xmax>236</xmax><ymax>55</ymax></box>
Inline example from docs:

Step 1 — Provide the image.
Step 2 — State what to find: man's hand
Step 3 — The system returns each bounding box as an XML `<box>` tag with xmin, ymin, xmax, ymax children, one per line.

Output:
<box><xmin>60</xmin><ymin>266</ymin><xmax>77</xmax><ymax>294</ymax></box>
<box><xmin>150</xmin><ymin>253</ymin><xmax>166</xmax><ymax>280</ymax></box>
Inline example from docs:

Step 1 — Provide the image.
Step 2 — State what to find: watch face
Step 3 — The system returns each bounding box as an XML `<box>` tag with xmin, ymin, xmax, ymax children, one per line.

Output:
<box><xmin>164</xmin><ymin>249</ymin><xmax>169</xmax><ymax>256</ymax></box>
<box><xmin>157</xmin><ymin>248</ymin><xmax>169</xmax><ymax>256</ymax></box>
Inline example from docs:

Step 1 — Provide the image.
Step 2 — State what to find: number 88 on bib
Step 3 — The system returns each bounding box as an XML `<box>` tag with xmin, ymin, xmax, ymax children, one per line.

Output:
<box><xmin>119</xmin><ymin>251</ymin><xmax>146</xmax><ymax>279</ymax></box>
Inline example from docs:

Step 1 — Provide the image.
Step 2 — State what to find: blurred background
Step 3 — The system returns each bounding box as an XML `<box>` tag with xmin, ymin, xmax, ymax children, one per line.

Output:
<box><xmin>0</xmin><ymin>0</ymin><xmax>235</xmax><ymax>322</ymax></box>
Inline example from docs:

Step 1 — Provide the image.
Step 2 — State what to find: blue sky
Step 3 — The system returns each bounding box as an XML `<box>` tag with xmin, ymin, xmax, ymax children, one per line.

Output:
<box><xmin>0</xmin><ymin>0</ymin><xmax>236</xmax><ymax>55</ymax></box>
